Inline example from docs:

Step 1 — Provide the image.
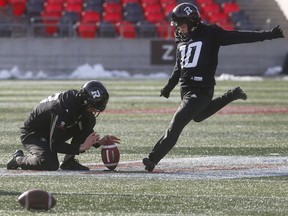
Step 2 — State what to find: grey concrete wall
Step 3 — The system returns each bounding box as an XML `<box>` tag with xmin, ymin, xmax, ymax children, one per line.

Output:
<box><xmin>218</xmin><ymin>39</ymin><xmax>288</xmax><ymax>75</ymax></box>
<box><xmin>0</xmin><ymin>38</ymin><xmax>287</xmax><ymax>76</ymax></box>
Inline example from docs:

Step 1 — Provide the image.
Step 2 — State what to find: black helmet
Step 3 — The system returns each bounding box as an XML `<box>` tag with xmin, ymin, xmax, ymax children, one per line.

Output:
<box><xmin>171</xmin><ymin>3</ymin><xmax>201</xmax><ymax>29</ymax></box>
<box><xmin>79</xmin><ymin>80</ymin><xmax>109</xmax><ymax>112</ymax></box>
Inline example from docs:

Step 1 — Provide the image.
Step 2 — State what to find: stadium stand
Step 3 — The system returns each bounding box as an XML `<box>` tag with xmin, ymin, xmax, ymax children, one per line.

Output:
<box><xmin>76</xmin><ymin>22</ymin><xmax>97</xmax><ymax>37</ymax></box>
<box><xmin>9</xmin><ymin>0</ymin><xmax>26</xmax><ymax>16</ymax></box>
<box><xmin>0</xmin><ymin>18</ymin><xmax>12</xmax><ymax>36</ymax></box>
<box><xmin>0</xmin><ymin>0</ymin><xmax>287</xmax><ymax>38</ymax></box>
<box><xmin>26</xmin><ymin>0</ymin><xmax>44</xmax><ymax>19</ymax></box>
<box><xmin>156</xmin><ymin>20</ymin><xmax>174</xmax><ymax>38</ymax></box>
<box><xmin>98</xmin><ymin>21</ymin><xmax>117</xmax><ymax>37</ymax></box>
<box><xmin>58</xmin><ymin>11</ymin><xmax>79</xmax><ymax>36</ymax></box>
<box><xmin>116</xmin><ymin>20</ymin><xmax>137</xmax><ymax>38</ymax></box>
<box><xmin>236</xmin><ymin>0</ymin><xmax>287</xmax><ymax>30</ymax></box>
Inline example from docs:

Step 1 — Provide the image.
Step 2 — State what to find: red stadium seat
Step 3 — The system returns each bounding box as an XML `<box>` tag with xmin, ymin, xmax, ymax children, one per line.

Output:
<box><xmin>44</xmin><ymin>2</ymin><xmax>63</xmax><ymax>14</ymax></box>
<box><xmin>41</xmin><ymin>11</ymin><xmax>61</xmax><ymax>35</ymax></box>
<box><xmin>162</xmin><ymin>3</ymin><xmax>176</xmax><ymax>16</ymax></box>
<box><xmin>77</xmin><ymin>22</ymin><xmax>97</xmax><ymax>38</ymax></box>
<box><xmin>64</xmin><ymin>3</ymin><xmax>83</xmax><ymax>15</ymax></box>
<box><xmin>200</xmin><ymin>3</ymin><xmax>220</xmax><ymax>16</ymax></box>
<box><xmin>196</xmin><ymin>0</ymin><xmax>213</xmax><ymax>5</ymax></box>
<box><xmin>116</xmin><ymin>21</ymin><xmax>136</xmax><ymax>38</ymax></box>
<box><xmin>145</xmin><ymin>12</ymin><xmax>164</xmax><ymax>23</ymax></box>
<box><xmin>160</xmin><ymin>0</ymin><xmax>176</xmax><ymax>5</ymax></box>
<box><xmin>0</xmin><ymin>0</ymin><xmax>8</xmax><ymax>7</ymax></box>
<box><xmin>103</xmin><ymin>12</ymin><xmax>122</xmax><ymax>23</ymax></box>
<box><xmin>9</xmin><ymin>0</ymin><xmax>27</xmax><ymax>16</ymax></box>
<box><xmin>156</xmin><ymin>21</ymin><xmax>174</xmax><ymax>39</ymax></box>
<box><xmin>141</xmin><ymin>0</ymin><xmax>158</xmax><ymax>6</ymax></box>
<box><xmin>81</xmin><ymin>11</ymin><xmax>101</xmax><ymax>23</ymax></box>
<box><xmin>221</xmin><ymin>2</ymin><xmax>239</xmax><ymax>15</ymax></box>
<box><xmin>103</xmin><ymin>2</ymin><xmax>122</xmax><ymax>14</ymax></box>
<box><xmin>46</xmin><ymin>0</ymin><xmax>65</xmax><ymax>4</ymax></box>
<box><xmin>66</xmin><ymin>0</ymin><xmax>83</xmax><ymax>4</ymax></box>
<box><xmin>142</xmin><ymin>3</ymin><xmax>161</xmax><ymax>14</ymax></box>
<box><xmin>207</xmin><ymin>12</ymin><xmax>227</xmax><ymax>23</ymax></box>
<box><xmin>41</xmin><ymin>10</ymin><xmax>62</xmax><ymax>19</ymax></box>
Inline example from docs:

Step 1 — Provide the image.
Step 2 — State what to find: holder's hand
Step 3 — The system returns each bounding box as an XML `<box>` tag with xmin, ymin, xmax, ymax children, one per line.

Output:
<box><xmin>79</xmin><ymin>132</ymin><xmax>100</xmax><ymax>152</ymax></box>
<box><xmin>98</xmin><ymin>135</ymin><xmax>121</xmax><ymax>145</ymax></box>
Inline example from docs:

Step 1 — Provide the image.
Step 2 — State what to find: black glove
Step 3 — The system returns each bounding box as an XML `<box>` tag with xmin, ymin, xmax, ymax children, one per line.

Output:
<box><xmin>160</xmin><ymin>87</ymin><xmax>171</xmax><ymax>98</ymax></box>
<box><xmin>270</xmin><ymin>25</ymin><xmax>284</xmax><ymax>39</ymax></box>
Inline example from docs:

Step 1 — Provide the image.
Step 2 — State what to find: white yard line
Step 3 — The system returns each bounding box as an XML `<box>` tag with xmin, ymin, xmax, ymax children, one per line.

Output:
<box><xmin>2</xmin><ymin>156</ymin><xmax>288</xmax><ymax>180</ymax></box>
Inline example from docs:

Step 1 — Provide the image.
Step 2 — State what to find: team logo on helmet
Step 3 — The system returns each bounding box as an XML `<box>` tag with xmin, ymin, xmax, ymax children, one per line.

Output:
<box><xmin>91</xmin><ymin>90</ymin><xmax>101</xmax><ymax>99</ymax></box>
<box><xmin>183</xmin><ymin>6</ymin><xmax>193</xmax><ymax>15</ymax></box>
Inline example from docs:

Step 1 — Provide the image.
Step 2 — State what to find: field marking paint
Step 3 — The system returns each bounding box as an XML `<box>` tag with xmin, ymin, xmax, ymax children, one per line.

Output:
<box><xmin>1</xmin><ymin>156</ymin><xmax>288</xmax><ymax>180</ymax></box>
<box><xmin>52</xmin><ymin>191</ymin><xmax>288</xmax><ymax>201</ymax></box>
<box><xmin>105</xmin><ymin>106</ymin><xmax>288</xmax><ymax>115</ymax></box>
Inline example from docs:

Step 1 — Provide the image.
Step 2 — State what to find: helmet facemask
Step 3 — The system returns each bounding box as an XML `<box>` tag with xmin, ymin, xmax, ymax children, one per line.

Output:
<box><xmin>83</xmin><ymin>95</ymin><xmax>108</xmax><ymax>117</ymax></box>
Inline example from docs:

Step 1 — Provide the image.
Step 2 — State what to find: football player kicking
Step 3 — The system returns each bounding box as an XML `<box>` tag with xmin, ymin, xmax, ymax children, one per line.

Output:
<box><xmin>7</xmin><ymin>80</ymin><xmax>120</xmax><ymax>171</ymax></box>
<box><xmin>143</xmin><ymin>3</ymin><xmax>285</xmax><ymax>171</ymax></box>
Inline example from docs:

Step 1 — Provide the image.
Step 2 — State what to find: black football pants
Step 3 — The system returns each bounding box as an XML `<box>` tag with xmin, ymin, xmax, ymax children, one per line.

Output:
<box><xmin>20</xmin><ymin>134</ymin><xmax>59</xmax><ymax>171</ymax></box>
<box><xmin>148</xmin><ymin>87</ymin><xmax>235</xmax><ymax>164</ymax></box>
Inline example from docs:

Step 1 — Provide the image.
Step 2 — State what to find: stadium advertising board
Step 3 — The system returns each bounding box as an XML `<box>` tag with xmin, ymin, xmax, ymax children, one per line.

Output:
<box><xmin>150</xmin><ymin>40</ymin><xmax>176</xmax><ymax>65</ymax></box>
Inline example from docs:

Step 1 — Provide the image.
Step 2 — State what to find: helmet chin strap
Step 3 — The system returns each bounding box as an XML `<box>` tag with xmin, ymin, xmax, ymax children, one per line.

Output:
<box><xmin>188</xmin><ymin>19</ymin><xmax>200</xmax><ymax>31</ymax></box>
<box><xmin>85</xmin><ymin>103</ymin><xmax>102</xmax><ymax>117</ymax></box>
<box><xmin>93</xmin><ymin>111</ymin><xmax>101</xmax><ymax>117</ymax></box>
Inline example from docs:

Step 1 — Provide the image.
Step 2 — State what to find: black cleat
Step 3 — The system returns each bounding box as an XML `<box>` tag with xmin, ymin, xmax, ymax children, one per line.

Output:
<box><xmin>60</xmin><ymin>157</ymin><xmax>89</xmax><ymax>171</ymax></box>
<box><xmin>143</xmin><ymin>158</ymin><xmax>156</xmax><ymax>172</ymax></box>
<box><xmin>7</xmin><ymin>150</ymin><xmax>24</xmax><ymax>170</ymax></box>
<box><xmin>230</xmin><ymin>86</ymin><xmax>247</xmax><ymax>100</ymax></box>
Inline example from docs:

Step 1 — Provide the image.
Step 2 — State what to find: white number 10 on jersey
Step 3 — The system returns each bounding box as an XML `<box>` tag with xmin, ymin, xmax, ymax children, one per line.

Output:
<box><xmin>179</xmin><ymin>41</ymin><xmax>202</xmax><ymax>69</ymax></box>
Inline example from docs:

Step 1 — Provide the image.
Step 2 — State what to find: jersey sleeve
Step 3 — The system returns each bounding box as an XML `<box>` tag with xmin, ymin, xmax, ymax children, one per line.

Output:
<box><xmin>214</xmin><ymin>25</ymin><xmax>273</xmax><ymax>46</ymax></box>
<box><xmin>79</xmin><ymin>112</ymin><xmax>96</xmax><ymax>138</ymax></box>
<box><xmin>164</xmin><ymin>52</ymin><xmax>181</xmax><ymax>91</ymax></box>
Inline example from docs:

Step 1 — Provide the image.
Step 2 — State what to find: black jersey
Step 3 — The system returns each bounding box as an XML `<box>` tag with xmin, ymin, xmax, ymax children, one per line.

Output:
<box><xmin>20</xmin><ymin>90</ymin><xmax>96</xmax><ymax>155</ymax></box>
<box><xmin>165</xmin><ymin>23</ymin><xmax>273</xmax><ymax>91</ymax></box>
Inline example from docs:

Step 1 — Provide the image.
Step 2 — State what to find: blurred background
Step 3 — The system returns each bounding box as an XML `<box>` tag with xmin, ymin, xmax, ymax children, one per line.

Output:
<box><xmin>0</xmin><ymin>0</ymin><xmax>287</xmax><ymax>78</ymax></box>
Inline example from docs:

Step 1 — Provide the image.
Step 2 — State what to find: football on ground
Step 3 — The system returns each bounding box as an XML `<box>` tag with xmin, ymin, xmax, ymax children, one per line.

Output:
<box><xmin>101</xmin><ymin>143</ymin><xmax>120</xmax><ymax>171</ymax></box>
<box><xmin>18</xmin><ymin>189</ymin><xmax>56</xmax><ymax>211</ymax></box>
